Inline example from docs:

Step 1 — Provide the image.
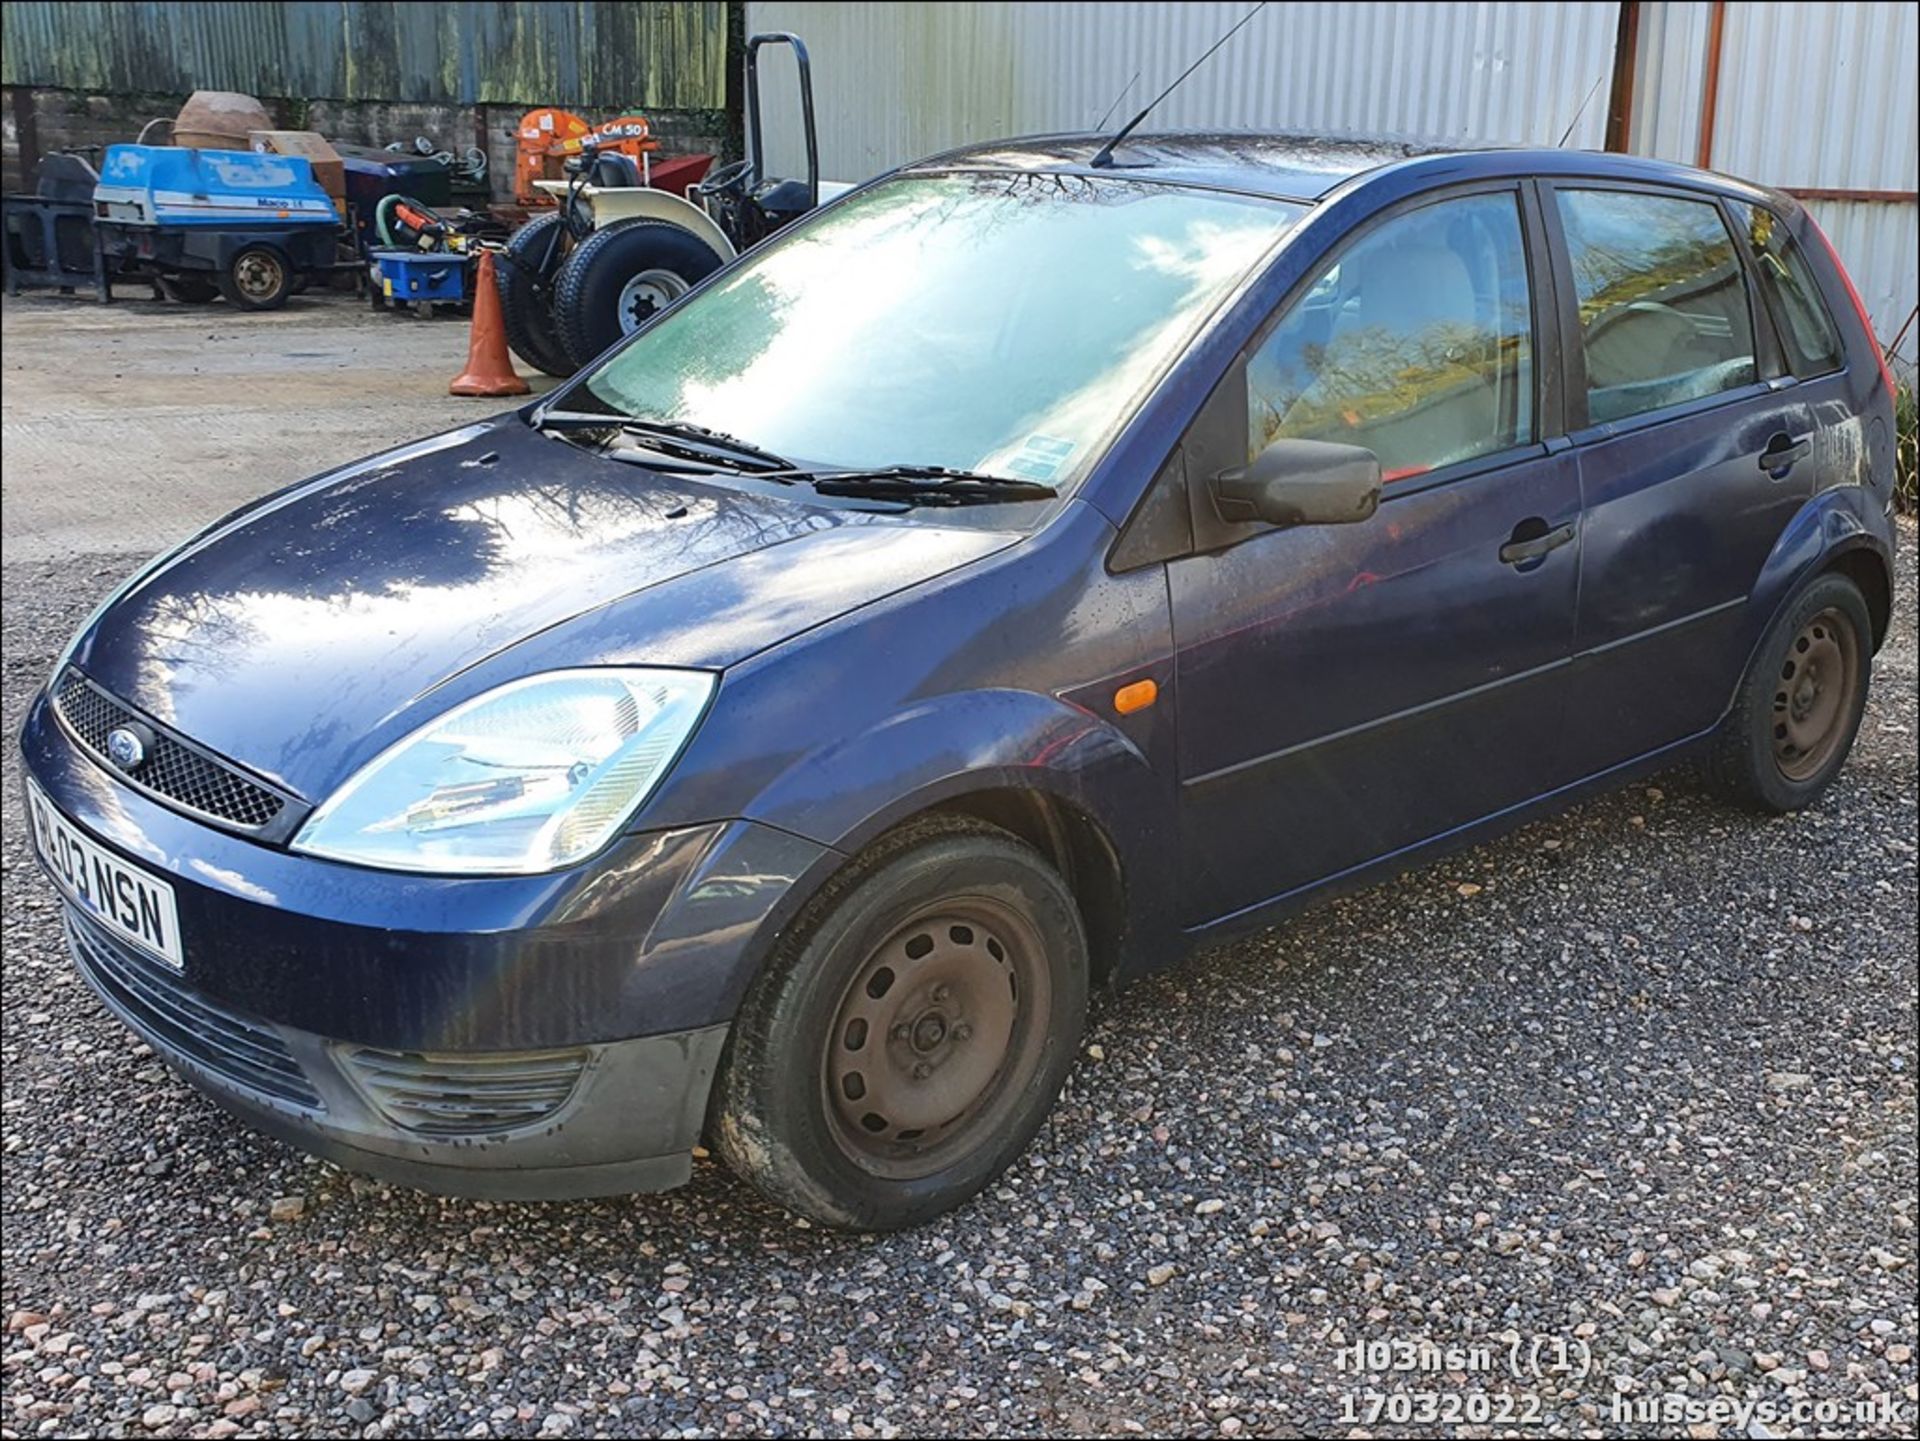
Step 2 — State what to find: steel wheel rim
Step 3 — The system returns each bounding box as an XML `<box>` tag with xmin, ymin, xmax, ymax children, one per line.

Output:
<box><xmin>824</xmin><ymin>895</ymin><xmax>1050</xmax><ymax>1180</ymax></box>
<box><xmin>1772</xmin><ymin>606</ymin><xmax>1859</xmax><ymax>782</ymax></box>
<box><xmin>233</xmin><ymin>251</ymin><xmax>285</xmax><ymax>300</ymax></box>
<box><xmin>617</xmin><ymin>268</ymin><xmax>690</xmax><ymax>332</ymax></box>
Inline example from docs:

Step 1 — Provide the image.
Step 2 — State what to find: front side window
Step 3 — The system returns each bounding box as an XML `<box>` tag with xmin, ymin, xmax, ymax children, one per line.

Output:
<box><xmin>1556</xmin><ymin>188</ymin><xmax>1757</xmax><ymax>424</ymax></box>
<box><xmin>1729</xmin><ymin>200</ymin><xmax>1844</xmax><ymax>376</ymax></box>
<box><xmin>1245</xmin><ymin>191</ymin><xmax>1534</xmax><ymax>478</ymax></box>
<box><xmin>581</xmin><ymin>174</ymin><xmax>1303</xmax><ymax>491</ymax></box>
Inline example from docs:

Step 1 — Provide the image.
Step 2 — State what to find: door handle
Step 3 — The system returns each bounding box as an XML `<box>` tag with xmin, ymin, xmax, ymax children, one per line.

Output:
<box><xmin>1499</xmin><ymin>522</ymin><xmax>1575</xmax><ymax>566</ymax></box>
<box><xmin>1758</xmin><ymin>433</ymin><xmax>1811</xmax><ymax>474</ymax></box>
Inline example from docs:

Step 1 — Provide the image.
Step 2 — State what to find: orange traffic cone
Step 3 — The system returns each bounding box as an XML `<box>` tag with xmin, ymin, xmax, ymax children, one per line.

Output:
<box><xmin>450</xmin><ymin>249</ymin><xmax>531</xmax><ymax>398</ymax></box>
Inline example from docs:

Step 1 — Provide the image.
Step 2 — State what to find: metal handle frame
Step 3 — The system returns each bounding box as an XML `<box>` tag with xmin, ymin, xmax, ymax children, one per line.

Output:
<box><xmin>745</xmin><ymin>31</ymin><xmax>819</xmax><ymax>209</ymax></box>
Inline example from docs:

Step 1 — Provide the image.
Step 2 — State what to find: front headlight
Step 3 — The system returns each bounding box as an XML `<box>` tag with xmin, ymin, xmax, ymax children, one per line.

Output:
<box><xmin>291</xmin><ymin>668</ymin><xmax>714</xmax><ymax>874</ymax></box>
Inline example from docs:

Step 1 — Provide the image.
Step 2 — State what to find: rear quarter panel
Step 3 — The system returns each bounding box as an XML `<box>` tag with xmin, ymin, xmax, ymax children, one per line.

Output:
<box><xmin>1742</xmin><ymin>199</ymin><xmax>1898</xmax><ymax>648</ymax></box>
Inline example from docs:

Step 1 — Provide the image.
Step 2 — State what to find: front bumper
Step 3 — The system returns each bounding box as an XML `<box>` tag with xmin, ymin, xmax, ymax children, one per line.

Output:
<box><xmin>21</xmin><ymin>686</ymin><xmax>839</xmax><ymax>1198</ymax></box>
<box><xmin>64</xmin><ymin>902</ymin><xmax>726</xmax><ymax>1198</ymax></box>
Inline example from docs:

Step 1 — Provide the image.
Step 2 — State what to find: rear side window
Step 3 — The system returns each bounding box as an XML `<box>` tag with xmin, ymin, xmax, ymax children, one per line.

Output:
<box><xmin>1245</xmin><ymin>191</ymin><xmax>1534</xmax><ymax>478</ymax></box>
<box><xmin>1556</xmin><ymin>188</ymin><xmax>1756</xmax><ymax>425</ymax></box>
<box><xmin>1729</xmin><ymin>201</ymin><xmax>1844</xmax><ymax>376</ymax></box>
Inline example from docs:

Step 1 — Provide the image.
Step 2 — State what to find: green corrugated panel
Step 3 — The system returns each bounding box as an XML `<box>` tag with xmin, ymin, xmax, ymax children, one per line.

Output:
<box><xmin>1</xmin><ymin>1</ymin><xmax>725</xmax><ymax>107</ymax></box>
<box><xmin>584</xmin><ymin>1</ymin><xmax>728</xmax><ymax>112</ymax></box>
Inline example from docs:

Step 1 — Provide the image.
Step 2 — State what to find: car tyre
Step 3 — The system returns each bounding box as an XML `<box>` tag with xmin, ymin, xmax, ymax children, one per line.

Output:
<box><xmin>713</xmin><ymin>816</ymin><xmax>1089</xmax><ymax>1230</ymax></box>
<box><xmin>551</xmin><ymin>219</ymin><xmax>724</xmax><ymax>369</ymax></box>
<box><xmin>1709</xmin><ymin>571</ymin><xmax>1872</xmax><ymax>813</ymax></box>
<box><xmin>499</xmin><ymin>213</ymin><xmax>577</xmax><ymax>377</ymax></box>
<box><xmin>217</xmin><ymin>245</ymin><xmax>292</xmax><ymax>311</ymax></box>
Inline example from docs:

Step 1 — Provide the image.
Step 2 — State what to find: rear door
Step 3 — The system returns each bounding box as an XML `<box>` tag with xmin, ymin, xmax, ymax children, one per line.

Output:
<box><xmin>1544</xmin><ymin>183</ymin><xmax>1815</xmax><ymax>771</ymax></box>
<box><xmin>1167</xmin><ymin>183</ymin><xmax>1584</xmax><ymax>925</ymax></box>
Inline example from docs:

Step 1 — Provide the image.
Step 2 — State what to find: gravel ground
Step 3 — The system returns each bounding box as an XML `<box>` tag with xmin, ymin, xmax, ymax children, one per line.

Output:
<box><xmin>3</xmin><ymin>526</ymin><xmax>1915</xmax><ymax>1440</ymax></box>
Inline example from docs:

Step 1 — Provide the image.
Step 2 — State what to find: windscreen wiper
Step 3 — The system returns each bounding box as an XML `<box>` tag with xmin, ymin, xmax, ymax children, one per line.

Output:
<box><xmin>534</xmin><ymin>410</ymin><xmax>795</xmax><ymax>472</ymax></box>
<box><xmin>770</xmin><ymin>464</ymin><xmax>1058</xmax><ymax>506</ymax></box>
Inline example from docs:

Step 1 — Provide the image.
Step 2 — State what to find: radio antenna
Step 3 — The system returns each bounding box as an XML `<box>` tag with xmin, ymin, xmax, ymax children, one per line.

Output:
<box><xmin>1556</xmin><ymin>74</ymin><xmax>1606</xmax><ymax>147</ymax></box>
<box><xmin>1091</xmin><ymin>2</ymin><xmax>1268</xmax><ymax>169</ymax></box>
<box><xmin>1095</xmin><ymin>70</ymin><xmax>1142</xmax><ymax>132</ymax></box>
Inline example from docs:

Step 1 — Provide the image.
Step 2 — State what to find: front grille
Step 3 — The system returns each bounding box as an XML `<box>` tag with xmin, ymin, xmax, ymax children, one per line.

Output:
<box><xmin>342</xmin><ymin>1045</ymin><xmax>588</xmax><ymax>1136</ymax></box>
<box><xmin>55</xmin><ymin>671</ymin><xmax>291</xmax><ymax>833</ymax></box>
<box><xmin>65</xmin><ymin>907</ymin><xmax>323</xmax><ymax>1109</ymax></box>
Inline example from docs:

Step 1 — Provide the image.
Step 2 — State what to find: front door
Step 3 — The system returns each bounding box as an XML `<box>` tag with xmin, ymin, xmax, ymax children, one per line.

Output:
<box><xmin>1169</xmin><ymin>186</ymin><xmax>1583</xmax><ymax>925</ymax></box>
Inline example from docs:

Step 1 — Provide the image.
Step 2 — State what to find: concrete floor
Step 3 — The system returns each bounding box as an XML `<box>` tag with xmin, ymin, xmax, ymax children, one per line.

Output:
<box><xmin>1</xmin><ymin>291</ymin><xmax>556</xmax><ymax>564</ymax></box>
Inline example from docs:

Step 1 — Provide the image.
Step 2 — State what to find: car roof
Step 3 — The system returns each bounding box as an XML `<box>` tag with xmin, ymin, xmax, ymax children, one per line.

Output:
<box><xmin>908</xmin><ymin>130</ymin><xmax>1766</xmax><ymax>206</ymax></box>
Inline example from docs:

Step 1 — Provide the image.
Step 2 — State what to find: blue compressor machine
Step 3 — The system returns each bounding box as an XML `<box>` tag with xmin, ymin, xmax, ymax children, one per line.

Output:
<box><xmin>90</xmin><ymin>144</ymin><xmax>342</xmax><ymax>309</ymax></box>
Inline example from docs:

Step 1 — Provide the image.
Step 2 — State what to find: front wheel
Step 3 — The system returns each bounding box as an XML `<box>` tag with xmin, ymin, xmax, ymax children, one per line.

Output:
<box><xmin>1709</xmin><ymin>572</ymin><xmax>1872</xmax><ymax>812</ymax></box>
<box><xmin>550</xmin><ymin>219</ymin><xmax>724</xmax><ymax>369</ymax></box>
<box><xmin>713</xmin><ymin>818</ymin><xmax>1088</xmax><ymax>1230</ymax></box>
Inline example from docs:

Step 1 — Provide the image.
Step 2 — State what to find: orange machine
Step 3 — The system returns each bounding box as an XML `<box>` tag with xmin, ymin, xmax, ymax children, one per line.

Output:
<box><xmin>515</xmin><ymin>110</ymin><xmax>657</xmax><ymax>206</ymax></box>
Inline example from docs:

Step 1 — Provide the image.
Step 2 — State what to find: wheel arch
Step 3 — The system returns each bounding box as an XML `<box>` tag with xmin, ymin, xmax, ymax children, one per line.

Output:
<box><xmin>1825</xmin><ymin>544</ymin><xmax>1893</xmax><ymax>652</ymax></box>
<box><xmin>722</xmin><ymin>685</ymin><xmax>1178</xmax><ymax>994</ymax></box>
<box><xmin>1745</xmin><ymin>487</ymin><xmax>1895</xmax><ymax>662</ymax></box>
<box><xmin>761</xmin><ymin>769</ymin><xmax>1149</xmax><ymax>994</ymax></box>
<box><xmin>581</xmin><ymin>186</ymin><xmax>736</xmax><ymax>262</ymax></box>
<box><xmin>212</xmin><ymin>233</ymin><xmax>292</xmax><ymax>268</ymax></box>
<box><xmin>912</xmin><ymin>785</ymin><xmax>1130</xmax><ymax>988</ymax></box>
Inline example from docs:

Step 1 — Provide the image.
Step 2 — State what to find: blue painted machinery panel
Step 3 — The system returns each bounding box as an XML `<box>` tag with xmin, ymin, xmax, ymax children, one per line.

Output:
<box><xmin>93</xmin><ymin>145</ymin><xmax>339</xmax><ymax>229</ymax></box>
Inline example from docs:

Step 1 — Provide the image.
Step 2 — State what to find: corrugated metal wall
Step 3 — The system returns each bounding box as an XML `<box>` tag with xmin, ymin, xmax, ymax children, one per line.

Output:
<box><xmin>746</xmin><ymin>2</ymin><xmax>1621</xmax><ymax>177</ymax></box>
<box><xmin>0</xmin><ymin>1</ymin><xmax>728</xmax><ymax>109</ymax></box>
<box><xmin>1629</xmin><ymin>1</ymin><xmax>1917</xmax><ymax>358</ymax></box>
<box><xmin>749</xmin><ymin>0</ymin><xmax>1916</xmax><ymax>355</ymax></box>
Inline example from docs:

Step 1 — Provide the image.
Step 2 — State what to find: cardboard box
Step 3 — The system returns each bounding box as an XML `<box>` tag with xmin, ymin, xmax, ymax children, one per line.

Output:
<box><xmin>248</xmin><ymin>130</ymin><xmax>346</xmax><ymax>209</ymax></box>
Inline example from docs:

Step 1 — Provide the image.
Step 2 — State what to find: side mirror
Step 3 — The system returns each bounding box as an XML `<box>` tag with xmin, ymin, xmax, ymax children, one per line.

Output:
<box><xmin>1210</xmin><ymin>438</ymin><xmax>1382</xmax><ymax>527</ymax></box>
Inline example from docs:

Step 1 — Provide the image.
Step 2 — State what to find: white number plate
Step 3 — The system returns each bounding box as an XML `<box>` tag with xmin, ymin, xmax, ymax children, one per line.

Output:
<box><xmin>27</xmin><ymin>780</ymin><xmax>183</xmax><ymax>969</ymax></box>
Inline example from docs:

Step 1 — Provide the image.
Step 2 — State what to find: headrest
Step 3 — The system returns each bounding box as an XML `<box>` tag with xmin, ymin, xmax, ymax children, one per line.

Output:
<box><xmin>1348</xmin><ymin>242</ymin><xmax>1477</xmax><ymax>336</ymax></box>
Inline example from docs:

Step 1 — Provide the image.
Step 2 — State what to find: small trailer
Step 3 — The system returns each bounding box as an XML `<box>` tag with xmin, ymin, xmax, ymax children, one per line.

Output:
<box><xmin>89</xmin><ymin>144</ymin><xmax>342</xmax><ymax>309</ymax></box>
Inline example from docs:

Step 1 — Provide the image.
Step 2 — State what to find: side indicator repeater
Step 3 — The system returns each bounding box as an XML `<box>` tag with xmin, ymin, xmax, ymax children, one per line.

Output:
<box><xmin>1113</xmin><ymin>679</ymin><xmax>1158</xmax><ymax>715</ymax></box>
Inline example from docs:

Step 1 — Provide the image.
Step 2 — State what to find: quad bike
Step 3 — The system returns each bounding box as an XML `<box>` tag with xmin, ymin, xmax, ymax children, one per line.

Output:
<box><xmin>497</xmin><ymin>32</ymin><xmax>832</xmax><ymax>377</ymax></box>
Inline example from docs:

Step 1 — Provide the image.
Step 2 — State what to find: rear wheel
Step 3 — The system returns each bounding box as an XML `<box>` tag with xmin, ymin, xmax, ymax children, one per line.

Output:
<box><xmin>1709</xmin><ymin>572</ymin><xmax>1872</xmax><ymax>812</ymax></box>
<box><xmin>551</xmin><ymin>219</ymin><xmax>724</xmax><ymax>369</ymax></box>
<box><xmin>217</xmin><ymin>245</ymin><xmax>291</xmax><ymax>311</ymax></box>
<box><xmin>499</xmin><ymin>213</ymin><xmax>576</xmax><ymax>377</ymax></box>
<box><xmin>713</xmin><ymin>818</ymin><xmax>1088</xmax><ymax>1230</ymax></box>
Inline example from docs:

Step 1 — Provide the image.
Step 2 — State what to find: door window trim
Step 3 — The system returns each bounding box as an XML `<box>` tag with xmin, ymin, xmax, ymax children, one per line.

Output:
<box><xmin>1717</xmin><ymin>195</ymin><xmax>1847</xmax><ymax>382</ymax></box>
<box><xmin>1239</xmin><ymin>178</ymin><xmax>1559</xmax><ymax>474</ymax></box>
<box><xmin>1539</xmin><ymin>177</ymin><xmax>1779</xmax><ymax>441</ymax></box>
<box><xmin>1113</xmin><ymin>178</ymin><xmax>1561</xmax><ymax>566</ymax></box>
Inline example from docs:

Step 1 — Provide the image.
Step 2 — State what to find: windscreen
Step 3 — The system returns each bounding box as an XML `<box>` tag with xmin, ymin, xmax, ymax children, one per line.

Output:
<box><xmin>582</xmin><ymin>172</ymin><xmax>1304</xmax><ymax>489</ymax></box>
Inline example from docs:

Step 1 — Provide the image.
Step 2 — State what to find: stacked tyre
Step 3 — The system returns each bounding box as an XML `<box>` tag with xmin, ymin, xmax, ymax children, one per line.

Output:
<box><xmin>497</xmin><ymin>215</ymin><xmax>725</xmax><ymax>378</ymax></box>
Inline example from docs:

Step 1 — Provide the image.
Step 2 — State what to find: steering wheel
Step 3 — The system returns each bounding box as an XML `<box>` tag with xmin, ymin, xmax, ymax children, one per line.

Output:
<box><xmin>700</xmin><ymin>159</ymin><xmax>754</xmax><ymax>198</ymax></box>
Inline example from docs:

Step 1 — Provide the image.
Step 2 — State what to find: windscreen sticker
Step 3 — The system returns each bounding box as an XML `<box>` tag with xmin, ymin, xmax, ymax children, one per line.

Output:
<box><xmin>1006</xmin><ymin>434</ymin><xmax>1078</xmax><ymax>482</ymax></box>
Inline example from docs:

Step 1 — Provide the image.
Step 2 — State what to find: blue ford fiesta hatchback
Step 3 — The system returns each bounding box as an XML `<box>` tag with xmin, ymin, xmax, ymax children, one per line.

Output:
<box><xmin>22</xmin><ymin>134</ymin><xmax>1899</xmax><ymax>1229</ymax></box>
